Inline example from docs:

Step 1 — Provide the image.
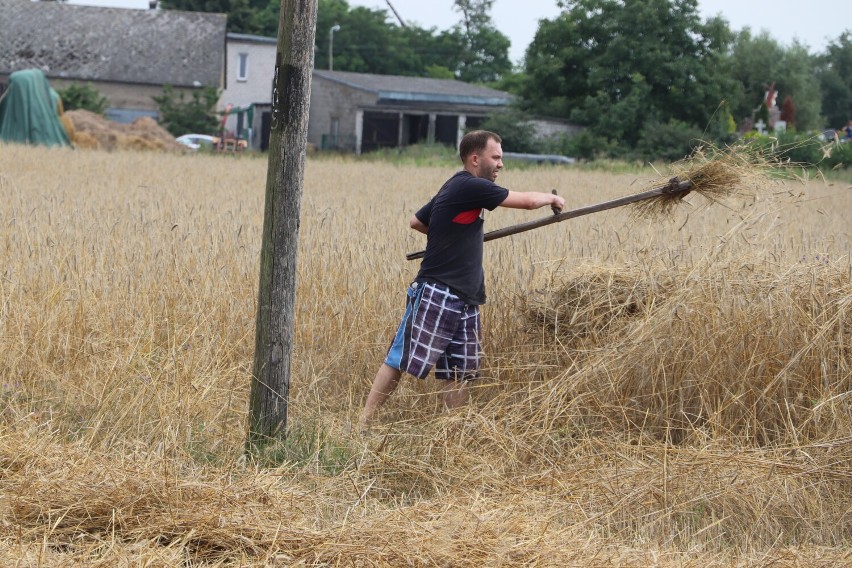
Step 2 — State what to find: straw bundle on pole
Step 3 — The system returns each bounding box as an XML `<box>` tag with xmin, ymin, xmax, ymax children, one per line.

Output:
<box><xmin>406</xmin><ymin>144</ymin><xmax>777</xmax><ymax>261</ymax></box>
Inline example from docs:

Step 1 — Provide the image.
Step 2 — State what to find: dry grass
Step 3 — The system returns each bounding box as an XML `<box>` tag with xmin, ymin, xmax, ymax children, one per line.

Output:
<box><xmin>0</xmin><ymin>143</ymin><xmax>850</xmax><ymax>566</ymax></box>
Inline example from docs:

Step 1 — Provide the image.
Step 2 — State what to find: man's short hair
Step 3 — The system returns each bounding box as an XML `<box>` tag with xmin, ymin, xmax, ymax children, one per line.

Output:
<box><xmin>459</xmin><ymin>130</ymin><xmax>501</xmax><ymax>163</ymax></box>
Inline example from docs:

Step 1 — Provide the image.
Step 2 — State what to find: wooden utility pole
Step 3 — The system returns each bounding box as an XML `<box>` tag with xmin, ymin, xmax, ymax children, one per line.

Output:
<box><xmin>384</xmin><ymin>0</ymin><xmax>406</xmax><ymax>27</ymax></box>
<box><xmin>246</xmin><ymin>0</ymin><xmax>318</xmax><ymax>453</ymax></box>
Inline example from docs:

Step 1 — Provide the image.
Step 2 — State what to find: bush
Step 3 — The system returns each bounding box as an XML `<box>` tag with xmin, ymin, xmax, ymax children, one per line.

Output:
<box><xmin>742</xmin><ymin>131</ymin><xmax>838</xmax><ymax>168</ymax></box>
<box><xmin>56</xmin><ymin>83</ymin><xmax>108</xmax><ymax>115</ymax></box>
<box><xmin>562</xmin><ymin>130</ymin><xmax>615</xmax><ymax>161</ymax></box>
<box><xmin>477</xmin><ymin>110</ymin><xmax>543</xmax><ymax>154</ymax></box>
<box><xmin>153</xmin><ymin>85</ymin><xmax>220</xmax><ymax>137</ymax></box>
<box><xmin>705</xmin><ymin>104</ymin><xmax>739</xmax><ymax>147</ymax></box>
<box><xmin>635</xmin><ymin>119</ymin><xmax>704</xmax><ymax>163</ymax></box>
<box><xmin>821</xmin><ymin>140</ymin><xmax>852</xmax><ymax>170</ymax></box>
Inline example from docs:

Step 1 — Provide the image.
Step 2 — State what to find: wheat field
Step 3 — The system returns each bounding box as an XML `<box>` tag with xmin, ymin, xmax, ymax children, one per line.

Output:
<box><xmin>0</xmin><ymin>144</ymin><xmax>850</xmax><ymax>566</ymax></box>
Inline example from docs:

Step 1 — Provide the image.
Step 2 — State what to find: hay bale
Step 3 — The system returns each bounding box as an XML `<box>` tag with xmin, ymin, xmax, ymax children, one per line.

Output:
<box><xmin>127</xmin><ymin>116</ymin><xmax>184</xmax><ymax>149</ymax></box>
<box><xmin>522</xmin><ymin>266</ymin><xmax>671</xmax><ymax>346</ymax></box>
<box><xmin>68</xmin><ymin>130</ymin><xmax>101</xmax><ymax>150</ymax></box>
<box><xmin>518</xmin><ymin>260</ymin><xmax>852</xmax><ymax>444</ymax></box>
<box><xmin>65</xmin><ymin>109</ymin><xmax>186</xmax><ymax>153</ymax></box>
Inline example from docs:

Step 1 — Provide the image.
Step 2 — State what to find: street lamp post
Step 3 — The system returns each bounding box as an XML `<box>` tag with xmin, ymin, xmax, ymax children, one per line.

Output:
<box><xmin>329</xmin><ymin>24</ymin><xmax>341</xmax><ymax>71</ymax></box>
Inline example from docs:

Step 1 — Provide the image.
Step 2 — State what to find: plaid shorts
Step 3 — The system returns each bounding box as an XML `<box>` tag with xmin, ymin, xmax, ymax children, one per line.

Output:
<box><xmin>384</xmin><ymin>281</ymin><xmax>481</xmax><ymax>381</ymax></box>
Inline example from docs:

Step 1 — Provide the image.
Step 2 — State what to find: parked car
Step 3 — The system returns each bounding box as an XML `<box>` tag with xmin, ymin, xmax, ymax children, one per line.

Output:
<box><xmin>176</xmin><ymin>133</ymin><xmax>248</xmax><ymax>151</ymax></box>
<box><xmin>502</xmin><ymin>152</ymin><xmax>576</xmax><ymax>165</ymax></box>
<box><xmin>820</xmin><ymin>129</ymin><xmax>838</xmax><ymax>142</ymax></box>
<box><xmin>176</xmin><ymin>134</ymin><xmax>219</xmax><ymax>151</ymax></box>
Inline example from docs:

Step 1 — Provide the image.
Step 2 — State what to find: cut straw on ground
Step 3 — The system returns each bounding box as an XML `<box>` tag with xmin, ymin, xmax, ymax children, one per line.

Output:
<box><xmin>1</xmin><ymin>143</ymin><xmax>849</xmax><ymax>565</ymax></box>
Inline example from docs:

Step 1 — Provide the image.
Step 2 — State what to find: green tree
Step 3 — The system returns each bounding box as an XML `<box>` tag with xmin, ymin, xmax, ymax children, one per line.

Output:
<box><xmin>724</xmin><ymin>29</ymin><xmax>785</xmax><ymax>125</ymax></box>
<box><xmin>313</xmin><ymin>0</ymin><xmax>469</xmax><ymax>77</ymax></box>
<box><xmin>399</xmin><ymin>25</ymin><xmax>466</xmax><ymax>78</ymax></box>
<box><xmin>520</xmin><ymin>0</ymin><xmax>734</xmax><ymax>158</ymax></box>
<box><xmin>775</xmin><ymin>42</ymin><xmax>821</xmax><ymax>130</ymax></box>
<box><xmin>477</xmin><ymin>109</ymin><xmax>542</xmax><ymax>153</ymax></box>
<box><xmin>636</xmin><ymin>118</ymin><xmax>704</xmax><ymax>162</ymax></box>
<box><xmin>161</xmin><ymin>0</ymin><xmax>264</xmax><ymax>34</ymax></box>
<box><xmin>724</xmin><ymin>30</ymin><xmax>823</xmax><ymax>131</ymax></box>
<box><xmin>162</xmin><ymin>0</ymin><xmax>508</xmax><ymax>80</ymax></box>
<box><xmin>315</xmin><ymin>0</ymin><xmax>415</xmax><ymax>74</ymax></box>
<box><xmin>818</xmin><ymin>31</ymin><xmax>852</xmax><ymax>129</ymax></box>
<box><xmin>153</xmin><ymin>85</ymin><xmax>220</xmax><ymax>136</ymax></box>
<box><xmin>56</xmin><ymin>83</ymin><xmax>109</xmax><ymax>114</ymax></box>
<box><xmin>452</xmin><ymin>0</ymin><xmax>512</xmax><ymax>83</ymax></box>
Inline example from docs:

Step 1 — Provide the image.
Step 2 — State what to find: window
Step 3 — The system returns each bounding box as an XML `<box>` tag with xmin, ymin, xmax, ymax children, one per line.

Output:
<box><xmin>237</xmin><ymin>53</ymin><xmax>249</xmax><ymax>81</ymax></box>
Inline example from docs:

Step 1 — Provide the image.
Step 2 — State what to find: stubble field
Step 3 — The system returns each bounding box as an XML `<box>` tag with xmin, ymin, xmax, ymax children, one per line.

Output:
<box><xmin>0</xmin><ymin>144</ymin><xmax>850</xmax><ymax>566</ymax></box>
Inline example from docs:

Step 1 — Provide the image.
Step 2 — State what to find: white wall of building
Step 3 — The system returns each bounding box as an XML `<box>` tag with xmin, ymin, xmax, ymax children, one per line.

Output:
<box><xmin>218</xmin><ymin>35</ymin><xmax>277</xmax><ymax>138</ymax></box>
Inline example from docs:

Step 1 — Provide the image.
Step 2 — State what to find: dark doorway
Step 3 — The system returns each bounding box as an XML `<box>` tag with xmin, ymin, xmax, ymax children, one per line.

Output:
<box><xmin>465</xmin><ymin>116</ymin><xmax>485</xmax><ymax>131</ymax></box>
<box><xmin>362</xmin><ymin>111</ymin><xmax>400</xmax><ymax>152</ymax></box>
<box><xmin>260</xmin><ymin>111</ymin><xmax>272</xmax><ymax>152</ymax></box>
<box><xmin>405</xmin><ymin>114</ymin><xmax>429</xmax><ymax>145</ymax></box>
<box><xmin>435</xmin><ymin>115</ymin><xmax>458</xmax><ymax>146</ymax></box>
<box><xmin>260</xmin><ymin>111</ymin><xmax>271</xmax><ymax>151</ymax></box>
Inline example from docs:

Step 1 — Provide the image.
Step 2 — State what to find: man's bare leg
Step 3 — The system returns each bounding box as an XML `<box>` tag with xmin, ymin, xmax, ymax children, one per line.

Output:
<box><xmin>440</xmin><ymin>380</ymin><xmax>470</xmax><ymax>410</ymax></box>
<box><xmin>358</xmin><ymin>363</ymin><xmax>402</xmax><ymax>429</ymax></box>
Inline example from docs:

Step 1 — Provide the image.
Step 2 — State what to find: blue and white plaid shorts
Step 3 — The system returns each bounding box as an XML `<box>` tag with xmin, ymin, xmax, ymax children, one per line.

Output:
<box><xmin>384</xmin><ymin>281</ymin><xmax>481</xmax><ymax>381</ymax></box>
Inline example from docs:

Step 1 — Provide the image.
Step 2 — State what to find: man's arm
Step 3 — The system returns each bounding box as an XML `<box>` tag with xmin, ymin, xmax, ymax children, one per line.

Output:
<box><xmin>500</xmin><ymin>190</ymin><xmax>565</xmax><ymax>212</ymax></box>
<box><xmin>410</xmin><ymin>214</ymin><xmax>428</xmax><ymax>234</ymax></box>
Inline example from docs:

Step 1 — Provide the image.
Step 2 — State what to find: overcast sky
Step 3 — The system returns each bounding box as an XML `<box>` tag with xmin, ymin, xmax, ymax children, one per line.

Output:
<box><xmin>69</xmin><ymin>0</ymin><xmax>851</xmax><ymax>65</ymax></box>
<box><xmin>348</xmin><ymin>0</ymin><xmax>850</xmax><ymax>63</ymax></box>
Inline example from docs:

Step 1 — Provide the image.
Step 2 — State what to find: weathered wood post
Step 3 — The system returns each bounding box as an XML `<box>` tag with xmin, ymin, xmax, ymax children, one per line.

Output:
<box><xmin>246</xmin><ymin>0</ymin><xmax>318</xmax><ymax>453</ymax></box>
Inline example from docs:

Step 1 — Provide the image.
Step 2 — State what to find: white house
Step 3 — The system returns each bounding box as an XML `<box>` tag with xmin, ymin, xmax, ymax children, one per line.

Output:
<box><xmin>218</xmin><ymin>33</ymin><xmax>277</xmax><ymax>149</ymax></box>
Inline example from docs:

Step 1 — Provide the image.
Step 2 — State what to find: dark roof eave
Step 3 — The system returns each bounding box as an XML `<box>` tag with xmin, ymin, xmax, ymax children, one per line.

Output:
<box><xmin>317</xmin><ymin>73</ymin><xmax>380</xmax><ymax>93</ymax></box>
<box><xmin>378</xmin><ymin>91</ymin><xmax>512</xmax><ymax>106</ymax></box>
<box><xmin>227</xmin><ymin>32</ymin><xmax>277</xmax><ymax>45</ymax></box>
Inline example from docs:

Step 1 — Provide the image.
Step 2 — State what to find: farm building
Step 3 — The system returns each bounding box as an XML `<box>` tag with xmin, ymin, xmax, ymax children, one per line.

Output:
<box><xmin>307</xmin><ymin>70</ymin><xmax>513</xmax><ymax>154</ymax></box>
<box><xmin>229</xmin><ymin>56</ymin><xmax>517</xmax><ymax>153</ymax></box>
<box><xmin>0</xmin><ymin>0</ymin><xmax>226</xmax><ymax>124</ymax></box>
<box><xmin>0</xmin><ymin>0</ymin><xmax>571</xmax><ymax>154</ymax></box>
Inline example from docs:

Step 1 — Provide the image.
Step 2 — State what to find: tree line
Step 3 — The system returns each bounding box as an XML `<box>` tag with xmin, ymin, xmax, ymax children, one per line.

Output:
<box><xmin>162</xmin><ymin>0</ymin><xmax>851</xmax><ymax>161</ymax></box>
<box><xmin>160</xmin><ymin>0</ymin><xmax>511</xmax><ymax>83</ymax></box>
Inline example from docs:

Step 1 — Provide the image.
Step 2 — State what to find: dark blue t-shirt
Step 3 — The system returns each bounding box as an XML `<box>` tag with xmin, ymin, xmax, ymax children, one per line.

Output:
<box><xmin>414</xmin><ymin>170</ymin><xmax>509</xmax><ymax>305</ymax></box>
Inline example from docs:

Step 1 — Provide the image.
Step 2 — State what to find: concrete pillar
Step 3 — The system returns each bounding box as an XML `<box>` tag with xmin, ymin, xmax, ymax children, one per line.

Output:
<box><xmin>457</xmin><ymin>115</ymin><xmax>467</xmax><ymax>148</ymax></box>
<box><xmin>355</xmin><ymin>110</ymin><xmax>363</xmax><ymax>155</ymax></box>
<box><xmin>427</xmin><ymin>113</ymin><xmax>436</xmax><ymax>144</ymax></box>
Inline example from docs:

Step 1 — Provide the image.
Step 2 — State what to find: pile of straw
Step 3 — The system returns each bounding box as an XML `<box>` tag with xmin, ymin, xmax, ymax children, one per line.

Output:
<box><xmin>517</xmin><ymin>259</ymin><xmax>851</xmax><ymax>444</ymax></box>
<box><xmin>523</xmin><ymin>267</ymin><xmax>670</xmax><ymax>347</ymax></box>
<box><xmin>3</xmin><ymin>416</ymin><xmax>849</xmax><ymax>566</ymax></box>
<box><xmin>65</xmin><ymin>109</ymin><xmax>187</xmax><ymax>152</ymax></box>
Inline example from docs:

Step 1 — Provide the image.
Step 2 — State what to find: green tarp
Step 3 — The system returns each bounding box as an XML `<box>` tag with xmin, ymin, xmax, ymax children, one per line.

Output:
<box><xmin>219</xmin><ymin>103</ymin><xmax>254</xmax><ymax>140</ymax></box>
<box><xmin>0</xmin><ymin>68</ymin><xmax>72</xmax><ymax>148</ymax></box>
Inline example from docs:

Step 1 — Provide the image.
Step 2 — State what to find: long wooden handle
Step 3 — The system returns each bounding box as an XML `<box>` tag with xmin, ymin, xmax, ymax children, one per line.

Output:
<box><xmin>405</xmin><ymin>178</ymin><xmax>693</xmax><ymax>261</ymax></box>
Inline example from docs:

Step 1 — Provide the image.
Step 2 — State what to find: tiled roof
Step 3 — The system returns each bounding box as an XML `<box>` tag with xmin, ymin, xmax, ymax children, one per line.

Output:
<box><xmin>227</xmin><ymin>32</ymin><xmax>277</xmax><ymax>45</ymax></box>
<box><xmin>0</xmin><ymin>0</ymin><xmax>227</xmax><ymax>88</ymax></box>
<box><xmin>313</xmin><ymin>70</ymin><xmax>513</xmax><ymax>106</ymax></box>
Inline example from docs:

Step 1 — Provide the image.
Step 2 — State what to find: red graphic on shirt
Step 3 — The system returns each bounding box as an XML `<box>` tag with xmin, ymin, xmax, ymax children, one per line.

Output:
<box><xmin>452</xmin><ymin>209</ymin><xmax>482</xmax><ymax>224</ymax></box>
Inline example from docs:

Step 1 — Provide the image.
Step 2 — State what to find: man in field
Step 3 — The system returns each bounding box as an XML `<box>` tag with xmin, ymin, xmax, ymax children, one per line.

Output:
<box><xmin>358</xmin><ymin>130</ymin><xmax>565</xmax><ymax>429</ymax></box>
